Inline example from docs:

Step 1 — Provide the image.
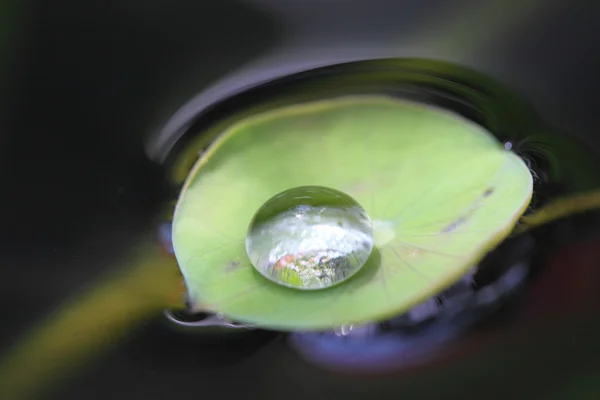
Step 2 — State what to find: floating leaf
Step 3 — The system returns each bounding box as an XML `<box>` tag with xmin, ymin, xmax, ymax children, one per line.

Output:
<box><xmin>172</xmin><ymin>96</ymin><xmax>533</xmax><ymax>331</ymax></box>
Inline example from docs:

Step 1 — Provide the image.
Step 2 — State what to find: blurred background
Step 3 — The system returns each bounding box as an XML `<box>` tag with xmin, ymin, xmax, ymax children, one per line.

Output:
<box><xmin>0</xmin><ymin>1</ymin><xmax>599</xmax><ymax>399</ymax></box>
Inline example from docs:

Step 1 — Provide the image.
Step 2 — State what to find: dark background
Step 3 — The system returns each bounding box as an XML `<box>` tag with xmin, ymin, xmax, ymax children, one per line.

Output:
<box><xmin>0</xmin><ymin>1</ymin><xmax>599</xmax><ymax>399</ymax></box>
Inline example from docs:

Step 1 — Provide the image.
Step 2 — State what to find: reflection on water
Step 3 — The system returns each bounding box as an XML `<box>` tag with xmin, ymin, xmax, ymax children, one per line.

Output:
<box><xmin>158</xmin><ymin>223</ymin><xmax>175</xmax><ymax>255</ymax></box>
<box><xmin>289</xmin><ymin>261</ymin><xmax>528</xmax><ymax>372</ymax></box>
<box><xmin>164</xmin><ymin>309</ymin><xmax>253</xmax><ymax>330</ymax></box>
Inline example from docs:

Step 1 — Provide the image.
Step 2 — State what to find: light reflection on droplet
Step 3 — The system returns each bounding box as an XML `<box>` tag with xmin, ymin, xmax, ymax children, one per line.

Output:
<box><xmin>246</xmin><ymin>186</ymin><xmax>374</xmax><ymax>290</ymax></box>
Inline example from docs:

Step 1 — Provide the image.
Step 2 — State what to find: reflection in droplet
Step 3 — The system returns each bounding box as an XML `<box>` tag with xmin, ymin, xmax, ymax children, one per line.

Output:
<box><xmin>246</xmin><ymin>186</ymin><xmax>374</xmax><ymax>290</ymax></box>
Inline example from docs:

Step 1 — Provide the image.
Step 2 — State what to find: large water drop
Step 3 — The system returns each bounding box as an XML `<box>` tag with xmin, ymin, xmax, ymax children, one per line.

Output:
<box><xmin>245</xmin><ymin>186</ymin><xmax>374</xmax><ymax>290</ymax></box>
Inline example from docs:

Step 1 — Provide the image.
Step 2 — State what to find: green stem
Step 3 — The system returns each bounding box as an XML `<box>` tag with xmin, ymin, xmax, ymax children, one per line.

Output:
<box><xmin>515</xmin><ymin>190</ymin><xmax>600</xmax><ymax>234</ymax></box>
<box><xmin>0</xmin><ymin>239</ymin><xmax>182</xmax><ymax>400</ymax></box>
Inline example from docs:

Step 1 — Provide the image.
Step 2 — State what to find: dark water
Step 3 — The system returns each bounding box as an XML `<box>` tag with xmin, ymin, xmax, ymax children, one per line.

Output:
<box><xmin>1</xmin><ymin>1</ymin><xmax>600</xmax><ymax>400</ymax></box>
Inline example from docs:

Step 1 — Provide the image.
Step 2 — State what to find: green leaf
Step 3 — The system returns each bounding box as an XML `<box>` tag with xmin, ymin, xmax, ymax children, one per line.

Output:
<box><xmin>173</xmin><ymin>96</ymin><xmax>533</xmax><ymax>331</ymax></box>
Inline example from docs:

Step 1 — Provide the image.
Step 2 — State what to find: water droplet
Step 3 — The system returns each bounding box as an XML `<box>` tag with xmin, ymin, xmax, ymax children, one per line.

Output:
<box><xmin>246</xmin><ymin>186</ymin><xmax>374</xmax><ymax>290</ymax></box>
<box><xmin>334</xmin><ymin>324</ymin><xmax>354</xmax><ymax>336</ymax></box>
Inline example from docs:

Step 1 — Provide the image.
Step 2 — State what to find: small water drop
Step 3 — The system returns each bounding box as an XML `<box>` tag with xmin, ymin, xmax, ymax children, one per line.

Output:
<box><xmin>334</xmin><ymin>324</ymin><xmax>354</xmax><ymax>336</ymax></box>
<box><xmin>246</xmin><ymin>186</ymin><xmax>374</xmax><ymax>290</ymax></box>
